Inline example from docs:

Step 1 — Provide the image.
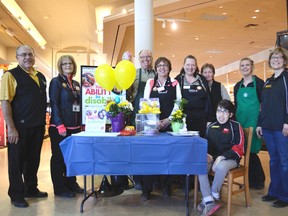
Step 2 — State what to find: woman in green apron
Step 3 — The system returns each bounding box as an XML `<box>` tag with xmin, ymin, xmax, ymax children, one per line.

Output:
<box><xmin>234</xmin><ymin>57</ymin><xmax>265</xmax><ymax>190</ymax></box>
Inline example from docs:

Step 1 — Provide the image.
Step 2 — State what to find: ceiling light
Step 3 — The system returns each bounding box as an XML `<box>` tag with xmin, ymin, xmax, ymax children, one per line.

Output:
<box><xmin>122</xmin><ymin>8</ymin><xmax>127</xmax><ymax>14</ymax></box>
<box><xmin>155</xmin><ymin>17</ymin><xmax>190</xmax><ymax>31</ymax></box>
<box><xmin>255</xmin><ymin>9</ymin><xmax>260</xmax><ymax>13</ymax></box>
<box><xmin>171</xmin><ymin>21</ymin><xmax>177</xmax><ymax>30</ymax></box>
<box><xmin>205</xmin><ymin>49</ymin><xmax>223</xmax><ymax>54</ymax></box>
<box><xmin>162</xmin><ymin>20</ymin><xmax>166</xmax><ymax>28</ymax></box>
<box><xmin>156</xmin><ymin>17</ymin><xmax>191</xmax><ymax>23</ymax></box>
<box><xmin>1</xmin><ymin>0</ymin><xmax>47</xmax><ymax>47</ymax></box>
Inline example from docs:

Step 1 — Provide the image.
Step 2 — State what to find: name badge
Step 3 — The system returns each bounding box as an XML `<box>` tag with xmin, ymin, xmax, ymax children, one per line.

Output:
<box><xmin>72</xmin><ymin>104</ymin><xmax>80</xmax><ymax>112</ymax></box>
<box><xmin>157</xmin><ymin>86</ymin><xmax>165</xmax><ymax>92</ymax></box>
<box><xmin>183</xmin><ymin>85</ymin><xmax>190</xmax><ymax>89</ymax></box>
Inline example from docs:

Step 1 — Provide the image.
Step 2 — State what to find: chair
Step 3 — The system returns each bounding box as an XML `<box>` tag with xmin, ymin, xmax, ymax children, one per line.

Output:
<box><xmin>193</xmin><ymin>127</ymin><xmax>253</xmax><ymax>216</ymax></box>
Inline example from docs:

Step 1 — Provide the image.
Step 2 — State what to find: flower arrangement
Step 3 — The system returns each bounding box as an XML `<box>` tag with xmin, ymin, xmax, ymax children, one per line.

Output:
<box><xmin>170</xmin><ymin>98</ymin><xmax>188</xmax><ymax>123</ymax></box>
<box><xmin>138</xmin><ymin>98</ymin><xmax>161</xmax><ymax>114</ymax></box>
<box><xmin>105</xmin><ymin>99</ymin><xmax>134</xmax><ymax>117</ymax></box>
<box><xmin>171</xmin><ymin>109</ymin><xmax>186</xmax><ymax>123</ymax></box>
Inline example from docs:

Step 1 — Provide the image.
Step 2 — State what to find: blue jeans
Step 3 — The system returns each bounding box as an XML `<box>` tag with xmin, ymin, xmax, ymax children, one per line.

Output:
<box><xmin>263</xmin><ymin>129</ymin><xmax>288</xmax><ymax>202</ymax></box>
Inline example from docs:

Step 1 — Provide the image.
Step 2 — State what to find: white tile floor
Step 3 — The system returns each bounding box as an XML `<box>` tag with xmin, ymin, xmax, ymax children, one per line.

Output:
<box><xmin>0</xmin><ymin>138</ymin><xmax>287</xmax><ymax>216</ymax></box>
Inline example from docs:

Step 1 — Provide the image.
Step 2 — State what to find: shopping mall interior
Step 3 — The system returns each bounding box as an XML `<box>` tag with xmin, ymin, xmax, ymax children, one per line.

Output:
<box><xmin>0</xmin><ymin>0</ymin><xmax>287</xmax><ymax>215</ymax></box>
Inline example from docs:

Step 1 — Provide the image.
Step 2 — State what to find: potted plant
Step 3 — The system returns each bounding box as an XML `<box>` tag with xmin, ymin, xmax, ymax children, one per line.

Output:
<box><xmin>170</xmin><ymin>99</ymin><xmax>187</xmax><ymax>132</ymax></box>
<box><xmin>105</xmin><ymin>99</ymin><xmax>133</xmax><ymax>132</ymax></box>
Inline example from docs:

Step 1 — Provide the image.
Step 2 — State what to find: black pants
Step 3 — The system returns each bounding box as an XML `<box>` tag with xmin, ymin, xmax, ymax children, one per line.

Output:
<box><xmin>142</xmin><ymin>175</ymin><xmax>171</xmax><ymax>195</ymax></box>
<box><xmin>249</xmin><ymin>153</ymin><xmax>265</xmax><ymax>187</ymax></box>
<box><xmin>49</xmin><ymin>127</ymin><xmax>80</xmax><ymax>194</ymax></box>
<box><xmin>8</xmin><ymin>125</ymin><xmax>45</xmax><ymax>201</ymax></box>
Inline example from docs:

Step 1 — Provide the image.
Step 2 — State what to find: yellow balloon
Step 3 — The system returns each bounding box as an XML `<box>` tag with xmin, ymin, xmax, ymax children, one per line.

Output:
<box><xmin>114</xmin><ymin>60</ymin><xmax>136</xmax><ymax>90</ymax></box>
<box><xmin>113</xmin><ymin>68</ymin><xmax>123</xmax><ymax>90</ymax></box>
<box><xmin>94</xmin><ymin>64</ymin><xmax>116</xmax><ymax>91</ymax></box>
<box><xmin>114</xmin><ymin>81</ymin><xmax>123</xmax><ymax>91</ymax></box>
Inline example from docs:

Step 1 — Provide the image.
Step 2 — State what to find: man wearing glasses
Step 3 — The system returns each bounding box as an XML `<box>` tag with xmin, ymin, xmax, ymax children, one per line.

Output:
<box><xmin>128</xmin><ymin>49</ymin><xmax>155</xmax><ymax>109</ymax></box>
<box><xmin>0</xmin><ymin>45</ymin><xmax>48</xmax><ymax>208</ymax></box>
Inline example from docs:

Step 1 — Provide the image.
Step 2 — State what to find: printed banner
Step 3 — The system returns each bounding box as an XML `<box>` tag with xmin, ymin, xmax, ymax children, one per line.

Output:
<box><xmin>81</xmin><ymin>66</ymin><xmax>126</xmax><ymax>127</ymax></box>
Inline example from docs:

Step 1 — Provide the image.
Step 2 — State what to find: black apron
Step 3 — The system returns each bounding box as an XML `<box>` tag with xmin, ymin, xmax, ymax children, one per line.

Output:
<box><xmin>150</xmin><ymin>79</ymin><xmax>176</xmax><ymax>131</ymax></box>
<box><xmin>182</xmin><ymin>81</ymin><xmax>208</xmax><ymax>136</ymax></box>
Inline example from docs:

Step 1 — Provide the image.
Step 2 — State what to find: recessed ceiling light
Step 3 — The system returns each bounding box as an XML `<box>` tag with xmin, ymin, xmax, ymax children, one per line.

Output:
<box><xmin>122</xmin><ymin>8</ymin><xmax>127</xmax><ymax>14</ymax></box>
<box><xmin>254</xmin><ymin>9</ymin><xmax>260</xmax><ymax>13</ymax></box>
<box><xmin>222</xmin><ymin>12</ymin><xmax>227</xmax><ymax>15</ymax></box>
<box><xmin>206</xmin><ymin>50</ymin><xmax>223</xmax><ymax>54</ymax></box>
<box><xmin>252</xmin><ymin>16</ymin><xmax>257</xmax><ymax>19</ymax></box>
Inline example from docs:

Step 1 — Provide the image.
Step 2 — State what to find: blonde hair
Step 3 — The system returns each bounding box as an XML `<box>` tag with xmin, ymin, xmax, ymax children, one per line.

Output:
<box><xmin>57</xmin><ymin>55</ymin><xmax>77</xmax><ymax>77</ymax></box>
<box><xmin>268</xmin><ymin>47</ymin><xmax>288</xmax><ymax>68</ymax></box>
<box><xmin>239</xmin><ymin>57</ymin><xmax>255</xmax><ymax>70</ymax></box>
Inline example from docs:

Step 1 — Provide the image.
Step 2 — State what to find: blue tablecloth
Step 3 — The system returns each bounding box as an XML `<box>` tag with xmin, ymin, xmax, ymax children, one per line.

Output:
<box><xmin>60</xmin><ymin>133</ymin><xmax>207</xmax><ymax>176</ymax></box>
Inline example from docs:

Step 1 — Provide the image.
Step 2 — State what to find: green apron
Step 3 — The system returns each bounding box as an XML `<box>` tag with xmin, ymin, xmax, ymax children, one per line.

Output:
<box><xmin>236</xmin><ymin>76</ymin><xmax>262</xmax><ymax>153</ymax></box>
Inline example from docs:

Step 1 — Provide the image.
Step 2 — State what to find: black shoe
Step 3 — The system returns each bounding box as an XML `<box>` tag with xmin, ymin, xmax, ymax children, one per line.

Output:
<box><xmin>273</xmin><ymin>200</ymin><xmax>288</xmax><ymax>208</ymax></box>
<box><xmin>55</xmin><ymin>192</ymin><xmax>76</xmax><ymax>198</ymax></box>
<box><xmin>72</xmin><ymin>187</ymin><xmax>84</xmax><ymax>194</ymax></box>
<box><xmin>134</xmin><ymin>183</ymin><xmax>142</xmax><ymax>190</ymax></box>
<box><xmin>25</xmin><ymin>190</ymin><xmax>48</xmax><ymax>198</ymax></box>
<box><xmin>70</xmin><ymin>186</ymin><xmax>84</xmax><ymax>194</ymax></box>
<box><xmin>254</xmin><ymin>184</ymin><xmax>264</xmax><ymax>190</ymax></box>
<box><xmin>162</xmin><ymin>188</ymin><xmax>171</xmax><ymax>198</ymax></box>
<box><xmin>262</xmin><ymin>194</ymin><xmax>277</xmax><ymax>202</ymax></box>
<box><xmin>67</xmin><ymin>183</ymin><xmax>84</xmax><ymax>194</ymax></box>
<box><xmin>11</xmin><ymin>200</ymin><xmax>29</xmax><ymax>208</ymax></box>
<box><xmin>141</xmin><ymin>193</ymin><xmax>150</xmax><ymax>201</ymax></box>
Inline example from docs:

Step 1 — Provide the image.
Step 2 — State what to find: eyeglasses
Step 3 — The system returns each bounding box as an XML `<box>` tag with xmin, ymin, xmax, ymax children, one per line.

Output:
<box><xmin>17</xmin><ymin>53</ymin><xmax>34</xmax><ymax>58</ymax></box>
<box><xmin>271</xmin><ymin>56</ymin><xmax>284</xmax><ymax>61</ymax></box>
<box><xmin>157</xmin><ymin>64</ymin><xmax>168</xmax><ymax>68</ymax></box>
<box><xmin>61</xmin><ymin>62</ymin><xmax>73</xmax><ymax>66</ymax></box>
<box><xmin>139</xmin><ymin>55</ymin><xmax>152</xmax><ymax>59</ymax></box>
<box><xmin>216</xmin><ymin>109</ymin><xmax>229</xmax><ymax>115</ymax></box>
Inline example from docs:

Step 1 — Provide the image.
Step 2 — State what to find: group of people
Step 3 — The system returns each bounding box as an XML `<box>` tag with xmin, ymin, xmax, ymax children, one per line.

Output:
<box><xmin>127</xmin><ymin>47</ymin><xmax>288</xmax><ymax>215</ymax></box>
<box><xmin>0</xmin><ymin>44</ymin><xmax>287</xmax><ymax>215</ymax></box>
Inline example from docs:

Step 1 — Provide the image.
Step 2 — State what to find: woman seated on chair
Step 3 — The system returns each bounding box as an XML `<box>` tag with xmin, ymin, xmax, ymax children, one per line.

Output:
<box><xmin>197</xmin><ymin>99</ymin><xmax>245</xmax><ymax>216</ymax></box>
